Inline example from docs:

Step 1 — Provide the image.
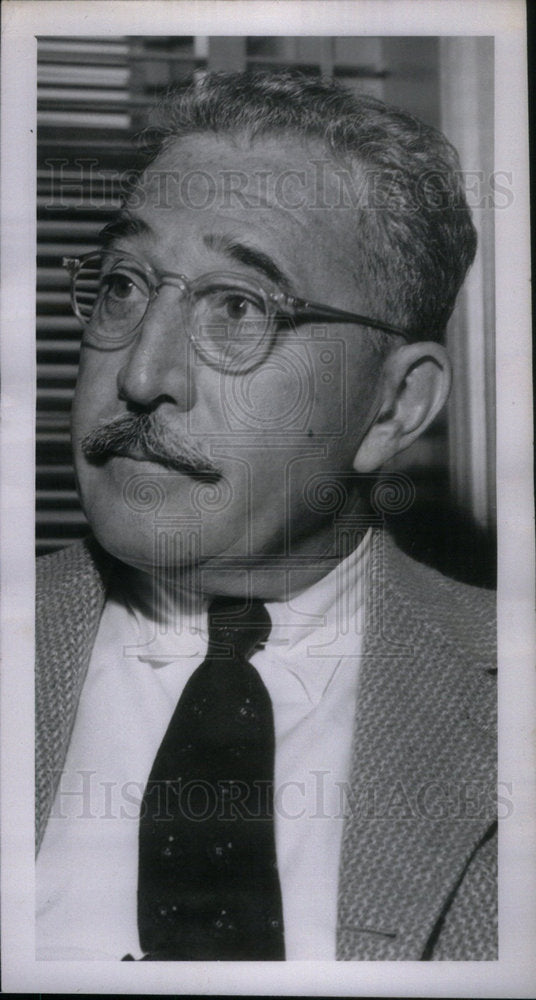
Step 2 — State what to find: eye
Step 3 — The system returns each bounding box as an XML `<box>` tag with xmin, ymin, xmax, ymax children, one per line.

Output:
<box><xmin>191</xmin><ymin>279</ymin><xmax>270</xmax><ymax>358</ymax></box>
<box><xmin>222</xmin><ymin>292</ymin><xmax>263</xmax><ymax>321</ymax></box>
<box><xmin>101</xmin><ymin>271</ymin><xmax>137</xmax><ymax>301</ymax></box>
<box><xmin>96</xmin><ymin>264</ymin><xmax>148</xmax><ymax>317</ymax></box>
<box><xmin>206</xmin><ymin>287</ymin><xmax>266</xmax><ymax>324</ymax></box>
<box><xmin>91</xmin><ymin>262</ymin><xmax>149</xmax><ymax>335</ymax></box>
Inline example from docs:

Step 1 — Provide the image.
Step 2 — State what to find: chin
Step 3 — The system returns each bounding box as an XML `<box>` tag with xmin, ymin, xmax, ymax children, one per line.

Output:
<box><xmin>88</xmin><ymin>520</ymin><xmax>152</xmax><ymax>573</ymax></box>
<box><xmin>87</xmin><ymin>511</ymin><xmax>222</xmax><ymax>579</ymax></box>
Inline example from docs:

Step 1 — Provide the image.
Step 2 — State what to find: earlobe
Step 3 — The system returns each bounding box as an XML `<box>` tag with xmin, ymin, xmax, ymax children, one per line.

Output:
<box><xmin>352</xmin><ymin>342</ymin><xmax>452</xmax><ymax>473</ymax></box>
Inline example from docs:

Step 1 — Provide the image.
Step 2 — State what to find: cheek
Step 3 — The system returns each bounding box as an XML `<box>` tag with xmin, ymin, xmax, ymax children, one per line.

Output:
<box><xmin>344</xmin><ymin>345</ymin><xmax>384</xmax><ymax>432</ymax></box>
<box><xmin>201</xmin><ymin>340</ymin><xmax>347</xmax><ymax>438</ymax></box>
<box><xmin>184</xmin><ymin>361</ymin><xmax>307</xmax><ymax>442</ymax></box>
<box><xmin>228</xmin><ymin>361</ymin><xmax>309</xmax><ymax>431</ymax></box>
<box><xmin>72</xmin><ymin>348</ymin><xmax>121</xmax><ymax>431</ymax></box>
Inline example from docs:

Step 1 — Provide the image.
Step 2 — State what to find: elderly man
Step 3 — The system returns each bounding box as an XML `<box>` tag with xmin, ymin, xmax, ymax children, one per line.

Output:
<box><xmin>36</xmin><ymin>71</ymin><xmax>496</xmax><ymax>961</ymax></box>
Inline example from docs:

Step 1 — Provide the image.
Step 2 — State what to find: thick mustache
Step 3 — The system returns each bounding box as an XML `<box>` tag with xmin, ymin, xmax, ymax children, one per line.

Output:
<box><xmin>80</xmin><ymin>412</ymin><xmax>222</xmax><ymax>480</ymax></box>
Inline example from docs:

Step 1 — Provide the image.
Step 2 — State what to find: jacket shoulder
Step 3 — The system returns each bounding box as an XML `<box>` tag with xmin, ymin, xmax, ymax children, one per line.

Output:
<box><xmin>383</xmin><ymin>536</ymin><xmax>496</xmax><ymax>661</ymax></box>
<box><xmin>378</xmin><ymin>534</ymin><xmax>496</xmax><ymax>737</ymax></box>
<box><xmin>36</xmin><ymin>535</ymin><xmax>113</xmax><ymax>671</ymax></box>
<box><xmin>36</xmin><ymin>535</ymin><xmax>112</xmax><ymax>670</ymax></box>
<box><xmin>36</xmin><ymin>535</ymin><xmax>113</xmax><ymax>621</ymax></box>
<box><xmin>35</xmin><ymin>537</ymin><xmax>113</xmax><ymax>851</ymax></box>
<box><xmin>37</xmin><ymin>535</ymin><xmax>109</xmax><ymax>590</ymax></box>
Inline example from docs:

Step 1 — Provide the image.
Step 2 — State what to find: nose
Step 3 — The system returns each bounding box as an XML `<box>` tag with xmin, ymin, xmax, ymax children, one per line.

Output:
<box><xmin>116</xmin><ymin>288</ymin><xmax>194</xmax><ymax>411</ymax></box>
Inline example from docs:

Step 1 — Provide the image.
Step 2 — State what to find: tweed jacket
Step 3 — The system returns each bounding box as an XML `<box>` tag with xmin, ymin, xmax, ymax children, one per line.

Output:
<box><xmin>36</xmin><ymin>529</ymin><xmax>497</xmax><ymax>960</ymax></box>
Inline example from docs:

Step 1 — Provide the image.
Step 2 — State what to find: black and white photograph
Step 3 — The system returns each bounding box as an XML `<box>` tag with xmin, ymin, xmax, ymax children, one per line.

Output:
<box><xmin>1</xmin><ymin>1</ymin><xmax>534</xmax><ymax>995</ymax></box>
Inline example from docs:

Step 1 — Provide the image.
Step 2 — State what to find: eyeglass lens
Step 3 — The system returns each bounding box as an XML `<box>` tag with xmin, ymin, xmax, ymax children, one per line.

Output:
<box><xmin>73</xmin><ymin>253</ymin><xmax>274</xmax><ymax>370</ymax></box>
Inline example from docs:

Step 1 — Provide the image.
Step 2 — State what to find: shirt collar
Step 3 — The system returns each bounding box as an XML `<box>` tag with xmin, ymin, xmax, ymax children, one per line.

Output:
<box><xmin>260</xmin><ymin>528</ymin><xmax>371</xmax><ymax>702</ymax></box>
<box><xmin>265</xmin><ymin>527</ymin><xmax>371</xmax><ymax>651</ymax></box>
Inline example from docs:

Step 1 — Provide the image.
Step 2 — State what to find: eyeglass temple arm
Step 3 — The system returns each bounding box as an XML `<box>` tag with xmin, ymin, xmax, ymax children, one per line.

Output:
<box><xmin>287</xmin><ymin>294</ymin><xmax>410</xmax><ymax>341</ymax></box>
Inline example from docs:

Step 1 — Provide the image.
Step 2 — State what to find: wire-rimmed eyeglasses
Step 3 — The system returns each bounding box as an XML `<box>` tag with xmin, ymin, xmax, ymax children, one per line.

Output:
<box><xmin>63</xmin><ymin>250</ymin><xmax>410</xmax><ymax>374</ymax></box>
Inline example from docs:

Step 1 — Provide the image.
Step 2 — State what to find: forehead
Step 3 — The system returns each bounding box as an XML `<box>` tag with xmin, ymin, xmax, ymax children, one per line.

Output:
<box><xmin>134</xmin><ymin>131</ymin><xmax>335</xmax><ymax>207</ymax></box>
<box><xmin>119</xmin><ymin>133</ymin><xmax>364</xmax><ymax>302</ymax></box>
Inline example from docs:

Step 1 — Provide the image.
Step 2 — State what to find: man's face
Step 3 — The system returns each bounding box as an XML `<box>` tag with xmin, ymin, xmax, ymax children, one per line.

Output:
<box><xmin>72</xmin><ymin>133</ymin><xmax>387</xmax><ymax>597</ymax></box>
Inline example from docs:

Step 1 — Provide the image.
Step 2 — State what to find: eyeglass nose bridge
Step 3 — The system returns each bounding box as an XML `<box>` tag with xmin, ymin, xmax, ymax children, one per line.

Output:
<box><xmin>144</xmin><ymin>272</ymin><xmax>193</xmax><ymax>329</ymax></box>
<box><xmin>147</xmin><ymin>271</ymin><xmax>196</xmax><ymax>318</ymax></box>
<box><xmin>156</xmin><ymin>271</ymin><xmax>191</xmax><ymax>295</ymax></box>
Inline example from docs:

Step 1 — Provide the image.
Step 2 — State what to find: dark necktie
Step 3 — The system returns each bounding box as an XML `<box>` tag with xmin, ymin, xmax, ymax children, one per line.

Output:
<box><xmin>137</xmin><ymin>597</ymin><xmax>285</xmax><ymax>960</ymax></box>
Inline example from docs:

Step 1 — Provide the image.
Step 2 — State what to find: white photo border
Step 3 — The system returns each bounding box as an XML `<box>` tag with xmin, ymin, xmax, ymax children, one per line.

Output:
<box><xmin>1</xmin><ymin>1</ymin><xmax>534</xmax><ymax>995</ymax></box>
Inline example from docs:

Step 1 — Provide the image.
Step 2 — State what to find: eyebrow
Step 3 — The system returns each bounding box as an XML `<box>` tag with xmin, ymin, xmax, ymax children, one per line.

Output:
<box><xmin>98</xmin><ymin>222</ymin><xmax>294</xmax><ymax>293</ymax></box>
<box><xmin>203</xmin><ymin>234</ymin><xmax>293</xmax><ymax>292</ymax></box>
<box><xmin>99</xmin><ymin>212</ymin><xmax>152</xmax><ymax>249</ymax></box>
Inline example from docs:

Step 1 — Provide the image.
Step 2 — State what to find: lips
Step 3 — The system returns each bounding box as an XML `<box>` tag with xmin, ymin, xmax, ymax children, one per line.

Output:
<box><xmin>109</xmin><ymin>445</ymin><xmax>156</xmax><ymax>463</ymax></box>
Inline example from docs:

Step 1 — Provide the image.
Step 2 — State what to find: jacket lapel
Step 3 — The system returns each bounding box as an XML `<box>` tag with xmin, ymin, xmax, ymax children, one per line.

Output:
<box><xmin>35</xmin><ymin>537</ymin><xmax>110</xmax><ymax>852</ymax></box>
<box><xmin>336</xmin><ymin>530</ymin><xmax>496</xmax><ymax>959</ymax></box>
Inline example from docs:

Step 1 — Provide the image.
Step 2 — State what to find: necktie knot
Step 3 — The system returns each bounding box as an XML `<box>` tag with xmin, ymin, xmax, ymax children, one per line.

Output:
<box><xmin>207</xmin><ymin>597</ymin><xmax>271</xmax><ymax>662</ymax></box>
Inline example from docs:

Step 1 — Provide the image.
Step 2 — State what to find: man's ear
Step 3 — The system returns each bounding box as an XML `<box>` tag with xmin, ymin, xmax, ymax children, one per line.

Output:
<box><xmin>353</xmin><ymin>341</ymin><xmax>452</xmax><ymax>473</ymax></box>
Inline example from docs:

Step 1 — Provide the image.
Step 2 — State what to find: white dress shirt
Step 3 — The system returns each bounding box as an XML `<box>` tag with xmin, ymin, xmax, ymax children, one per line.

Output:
<box><xmin>36</xmin><ymin>531</ymin><xmax>370</xmax><ymax>961</ymax></box>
